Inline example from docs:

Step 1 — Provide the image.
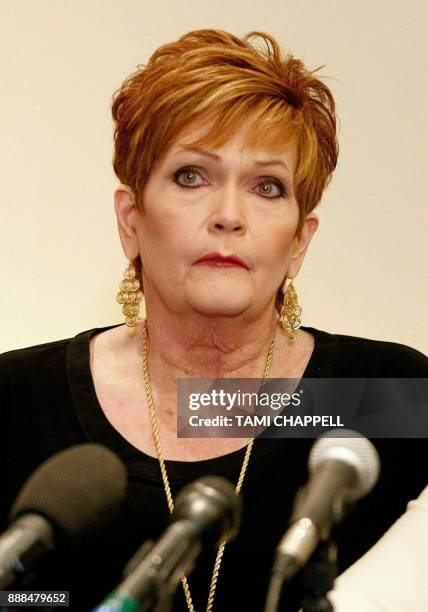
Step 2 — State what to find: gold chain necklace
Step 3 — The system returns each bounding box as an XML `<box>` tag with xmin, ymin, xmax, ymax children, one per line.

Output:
<box><xmin>141</xmin><ymin>319</ymin><xmax>275</xmax><ymax>612</ymax></box>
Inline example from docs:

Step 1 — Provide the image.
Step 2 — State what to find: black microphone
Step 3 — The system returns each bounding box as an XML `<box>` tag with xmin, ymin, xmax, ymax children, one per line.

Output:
<box><xmin>93</xmin><ymin>475</ymin><xmax>242</xmax><ymax>612</ymax></box>
<box><xmin>271</xmin><ymin>430</ymin><xmax>380</xmax><ymax>584</ymax></box>
<box><xmin>0</xmin><ymin>443</ymin><xmax>127</xmax><ymax>589</ymax></box>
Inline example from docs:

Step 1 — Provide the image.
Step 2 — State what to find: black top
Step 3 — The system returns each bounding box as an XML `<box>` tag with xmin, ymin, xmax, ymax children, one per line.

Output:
<box><xmin>1</xmin><ymin>324</ymin><xmax>427</xmax><ymax>612</ymax></box>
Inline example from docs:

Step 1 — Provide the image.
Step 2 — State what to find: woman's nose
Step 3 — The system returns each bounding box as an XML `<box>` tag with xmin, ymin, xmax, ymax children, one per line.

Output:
<box><xmin>207</xmin><ymin>184</ymin><xmax>247</xmax><ymax>235</ymax></box>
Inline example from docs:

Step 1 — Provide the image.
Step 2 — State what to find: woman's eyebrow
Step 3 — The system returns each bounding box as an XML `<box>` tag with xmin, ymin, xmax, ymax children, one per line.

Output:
<box><xmin>254</xmin><ymin>159</ymin><xmax>290</xmax><ymax>173</ymax></box>
<box><xmin>172</xmin><ymin>147</ymin><xmax>290</xmax><ymax>173</ymax></box>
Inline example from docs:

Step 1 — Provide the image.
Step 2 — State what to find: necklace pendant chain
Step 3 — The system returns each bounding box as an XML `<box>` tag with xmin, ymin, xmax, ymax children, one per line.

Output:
<box><xmin>142</xmin><ymin>319</ymin><xmax>275</xmax><ymax>612</ymax></box>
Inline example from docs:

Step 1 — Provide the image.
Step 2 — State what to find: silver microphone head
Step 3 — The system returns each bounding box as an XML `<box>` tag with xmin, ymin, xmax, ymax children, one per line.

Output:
<box><xmin>309</xmin><ymin>429</ymin><xmax>381</xmax><ymax>500</ymax></box>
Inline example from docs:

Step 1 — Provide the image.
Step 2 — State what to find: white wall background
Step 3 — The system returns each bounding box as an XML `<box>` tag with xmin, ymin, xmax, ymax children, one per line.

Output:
<box><xmin>1</xmin><ymin>0</ymin><xmax>427</xmax><ymax>353</ymax></box>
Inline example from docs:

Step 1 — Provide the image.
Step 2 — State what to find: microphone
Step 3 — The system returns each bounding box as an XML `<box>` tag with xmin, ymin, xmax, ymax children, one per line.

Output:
<box><xmin>93</xmin><ymin>475</ymin><xmax>242</xmax><ymax>612</ymax></box>
<box><xmin>272</xmin><ymin>430</ymin><xmax>380</xmax><ymax>583</ymax></box>
<box><xmin>0</xmin><ymin>443</ymin><xmax>127</xmax><ymax>589</ymax></box>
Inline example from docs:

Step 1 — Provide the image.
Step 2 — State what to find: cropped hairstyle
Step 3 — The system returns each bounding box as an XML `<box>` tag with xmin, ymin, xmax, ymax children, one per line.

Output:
<box><xmin>112</xmin><ymin>29</ymin><xmax>339</xmax><ymax>306</ymax></box>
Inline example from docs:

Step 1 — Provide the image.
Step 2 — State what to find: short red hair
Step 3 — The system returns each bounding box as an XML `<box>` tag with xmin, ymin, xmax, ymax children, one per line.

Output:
<box><xmin>112</xmin><ymin>29</ymin><xmax>339</xmax><ymax>305</ymax></box>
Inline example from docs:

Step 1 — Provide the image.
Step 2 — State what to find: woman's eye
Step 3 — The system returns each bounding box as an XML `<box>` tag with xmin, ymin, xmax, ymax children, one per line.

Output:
<box><xmin>256</xmin><ymin>179</ymin><xmax>286</xmax><ymax>199</ymax></box>
<box><xmin>174</xmin><ymin>167</ymin><xmax>204</xmax><ymax>187</ymax></box>
<box><xmin>173</xmin><ymin>168</ymin><xmax>286</xmax><ymax>198</ymax></box>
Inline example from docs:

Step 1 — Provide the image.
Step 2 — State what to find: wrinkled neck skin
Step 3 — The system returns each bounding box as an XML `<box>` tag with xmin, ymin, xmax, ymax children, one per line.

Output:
<box><xmin>129</xmin><ymin>295</ymin><xmax>291</xmax><ymax>399</ymax></box>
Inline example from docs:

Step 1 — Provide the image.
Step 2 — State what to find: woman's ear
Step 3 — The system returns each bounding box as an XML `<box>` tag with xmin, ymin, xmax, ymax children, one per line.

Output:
<box><xmin>114</xmin><ymin>185</ymin><xmax>140</xmax><ymax>259</ymax></box>
<box><xmin>288</xmin><ymin>213</ymin><xmax>319</xmax><ymax>278</ymax></box>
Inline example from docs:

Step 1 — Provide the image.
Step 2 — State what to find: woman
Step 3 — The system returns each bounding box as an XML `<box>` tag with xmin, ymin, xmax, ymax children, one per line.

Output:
<box><xmin>1</xmin><ymin>29</ymin><xmax>427</xmax><ymax>611</ymax></box>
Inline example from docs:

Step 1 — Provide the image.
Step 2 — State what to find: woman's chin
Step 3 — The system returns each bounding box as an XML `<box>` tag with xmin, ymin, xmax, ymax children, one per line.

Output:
<box><xmin>185</xmin><ymin>286</ymin><xmax>253</xmax><ymax>317</ymax></box>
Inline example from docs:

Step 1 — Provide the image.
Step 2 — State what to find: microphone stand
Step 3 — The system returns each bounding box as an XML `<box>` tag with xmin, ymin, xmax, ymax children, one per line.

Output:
<box><xmin>301</xmin><ymin>540</ymin><xmax>337</xmax><ymax>612</ymax></box>
<box><xmin>120</xmin><ymin>539</ymin><xmax>175</xmax><ymax>612</ymax></box>
<box><xmin>263</xmin><ymin>540</ymin><xmax>337</xmax><ymax>612</ymax></box>
<box><xmin>93</xmin><ymin>539</ymin><xmax>177</xmax><ymax>612</ymax></box>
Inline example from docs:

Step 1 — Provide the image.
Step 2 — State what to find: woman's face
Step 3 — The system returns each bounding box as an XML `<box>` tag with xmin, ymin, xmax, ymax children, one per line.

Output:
<box><xmin>117</xmin><ymin>118</ymin><xmax>318</xmax><ymax>319</ymax></box>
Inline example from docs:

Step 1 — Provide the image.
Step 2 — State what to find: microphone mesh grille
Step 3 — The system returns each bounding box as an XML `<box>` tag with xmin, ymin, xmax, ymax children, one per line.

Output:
<box><xmin>10</xmin><ymin>443</ymin><xmax>127</xmax><ymax>545</ymax></box>
<box><xmin>308</xmin><ymin>429</ymin><xmax>380</xmax><ymax>499</ymax></box>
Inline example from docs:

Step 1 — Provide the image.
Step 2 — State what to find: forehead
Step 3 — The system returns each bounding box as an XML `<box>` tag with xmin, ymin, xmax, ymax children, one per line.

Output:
<box><xmin>166</xmin><ymin>116</ymin><xmax>297</xmax><ymax>167</ymax></box>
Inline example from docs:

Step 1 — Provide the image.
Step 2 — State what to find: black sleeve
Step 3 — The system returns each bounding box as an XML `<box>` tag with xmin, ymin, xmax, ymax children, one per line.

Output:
<box><xmin>0</xmin><ymin>336</ymin><xmax>100</xmax><ymax>552</ymax></box>
<box><xmin>383</xmin><ymin>342</ymin><xmax>428</xmax><ymax>376</ymax></box>
<box><xmin>332</xmin><ymin>336</ymin><xmax>428</xmax><ymax>377</ymax></box>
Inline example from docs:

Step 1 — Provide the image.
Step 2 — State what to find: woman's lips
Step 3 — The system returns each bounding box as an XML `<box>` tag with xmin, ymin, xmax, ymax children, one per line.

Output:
<box><xmin>194</xmin><ymin>253</ymin><xmax>249</xmax><ymax>269</ymax></box>
<box><xmin>197</xmin><ymin>260</ymin><xmax>244</xmax><ymax>268</ymax></box>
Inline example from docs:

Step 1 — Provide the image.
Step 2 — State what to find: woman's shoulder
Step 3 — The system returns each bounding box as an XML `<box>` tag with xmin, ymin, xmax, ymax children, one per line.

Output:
<box><xmin>0</xmin><ymin>324</ymin><xmax>122</xmax><ymax>376</ymax></box>
<box><xmin>0</xmin><ymin>337</ymin><xmax>71</xmax><ymax>385</ymax></box>
<box><xmin>303</xmin><ymin>326</ymin><xmax>428</xmax><ymax>376</ymax></box>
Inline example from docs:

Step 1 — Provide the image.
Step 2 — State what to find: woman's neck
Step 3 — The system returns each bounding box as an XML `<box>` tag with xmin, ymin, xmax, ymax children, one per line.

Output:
<box><xmin>118</xmin><ymin>289</ymin><xmax>316</xmax><ymax>409</ymax></box>
<box><xmin>151</xmin><ymin>310</ymin><xmax>277</xmax><ymax>374</ymax></box>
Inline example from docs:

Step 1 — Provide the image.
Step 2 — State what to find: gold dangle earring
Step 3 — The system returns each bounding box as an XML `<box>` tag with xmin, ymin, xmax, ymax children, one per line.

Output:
<box><xmin>116</xmin><ymin>259</ymin><xmax>143</xmax><ymax>327</ymax></box>
<box><xmin>278</xmin><ymin>277</ymin><xmax>302</xmax><ymax>343</ymax></box>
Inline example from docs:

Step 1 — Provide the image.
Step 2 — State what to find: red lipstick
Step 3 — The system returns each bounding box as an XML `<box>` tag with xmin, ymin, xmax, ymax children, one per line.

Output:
<box><xmin>194</xmin><ymin>252</ymin><xmax>249</xmax><ymax>269</ymax></box>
